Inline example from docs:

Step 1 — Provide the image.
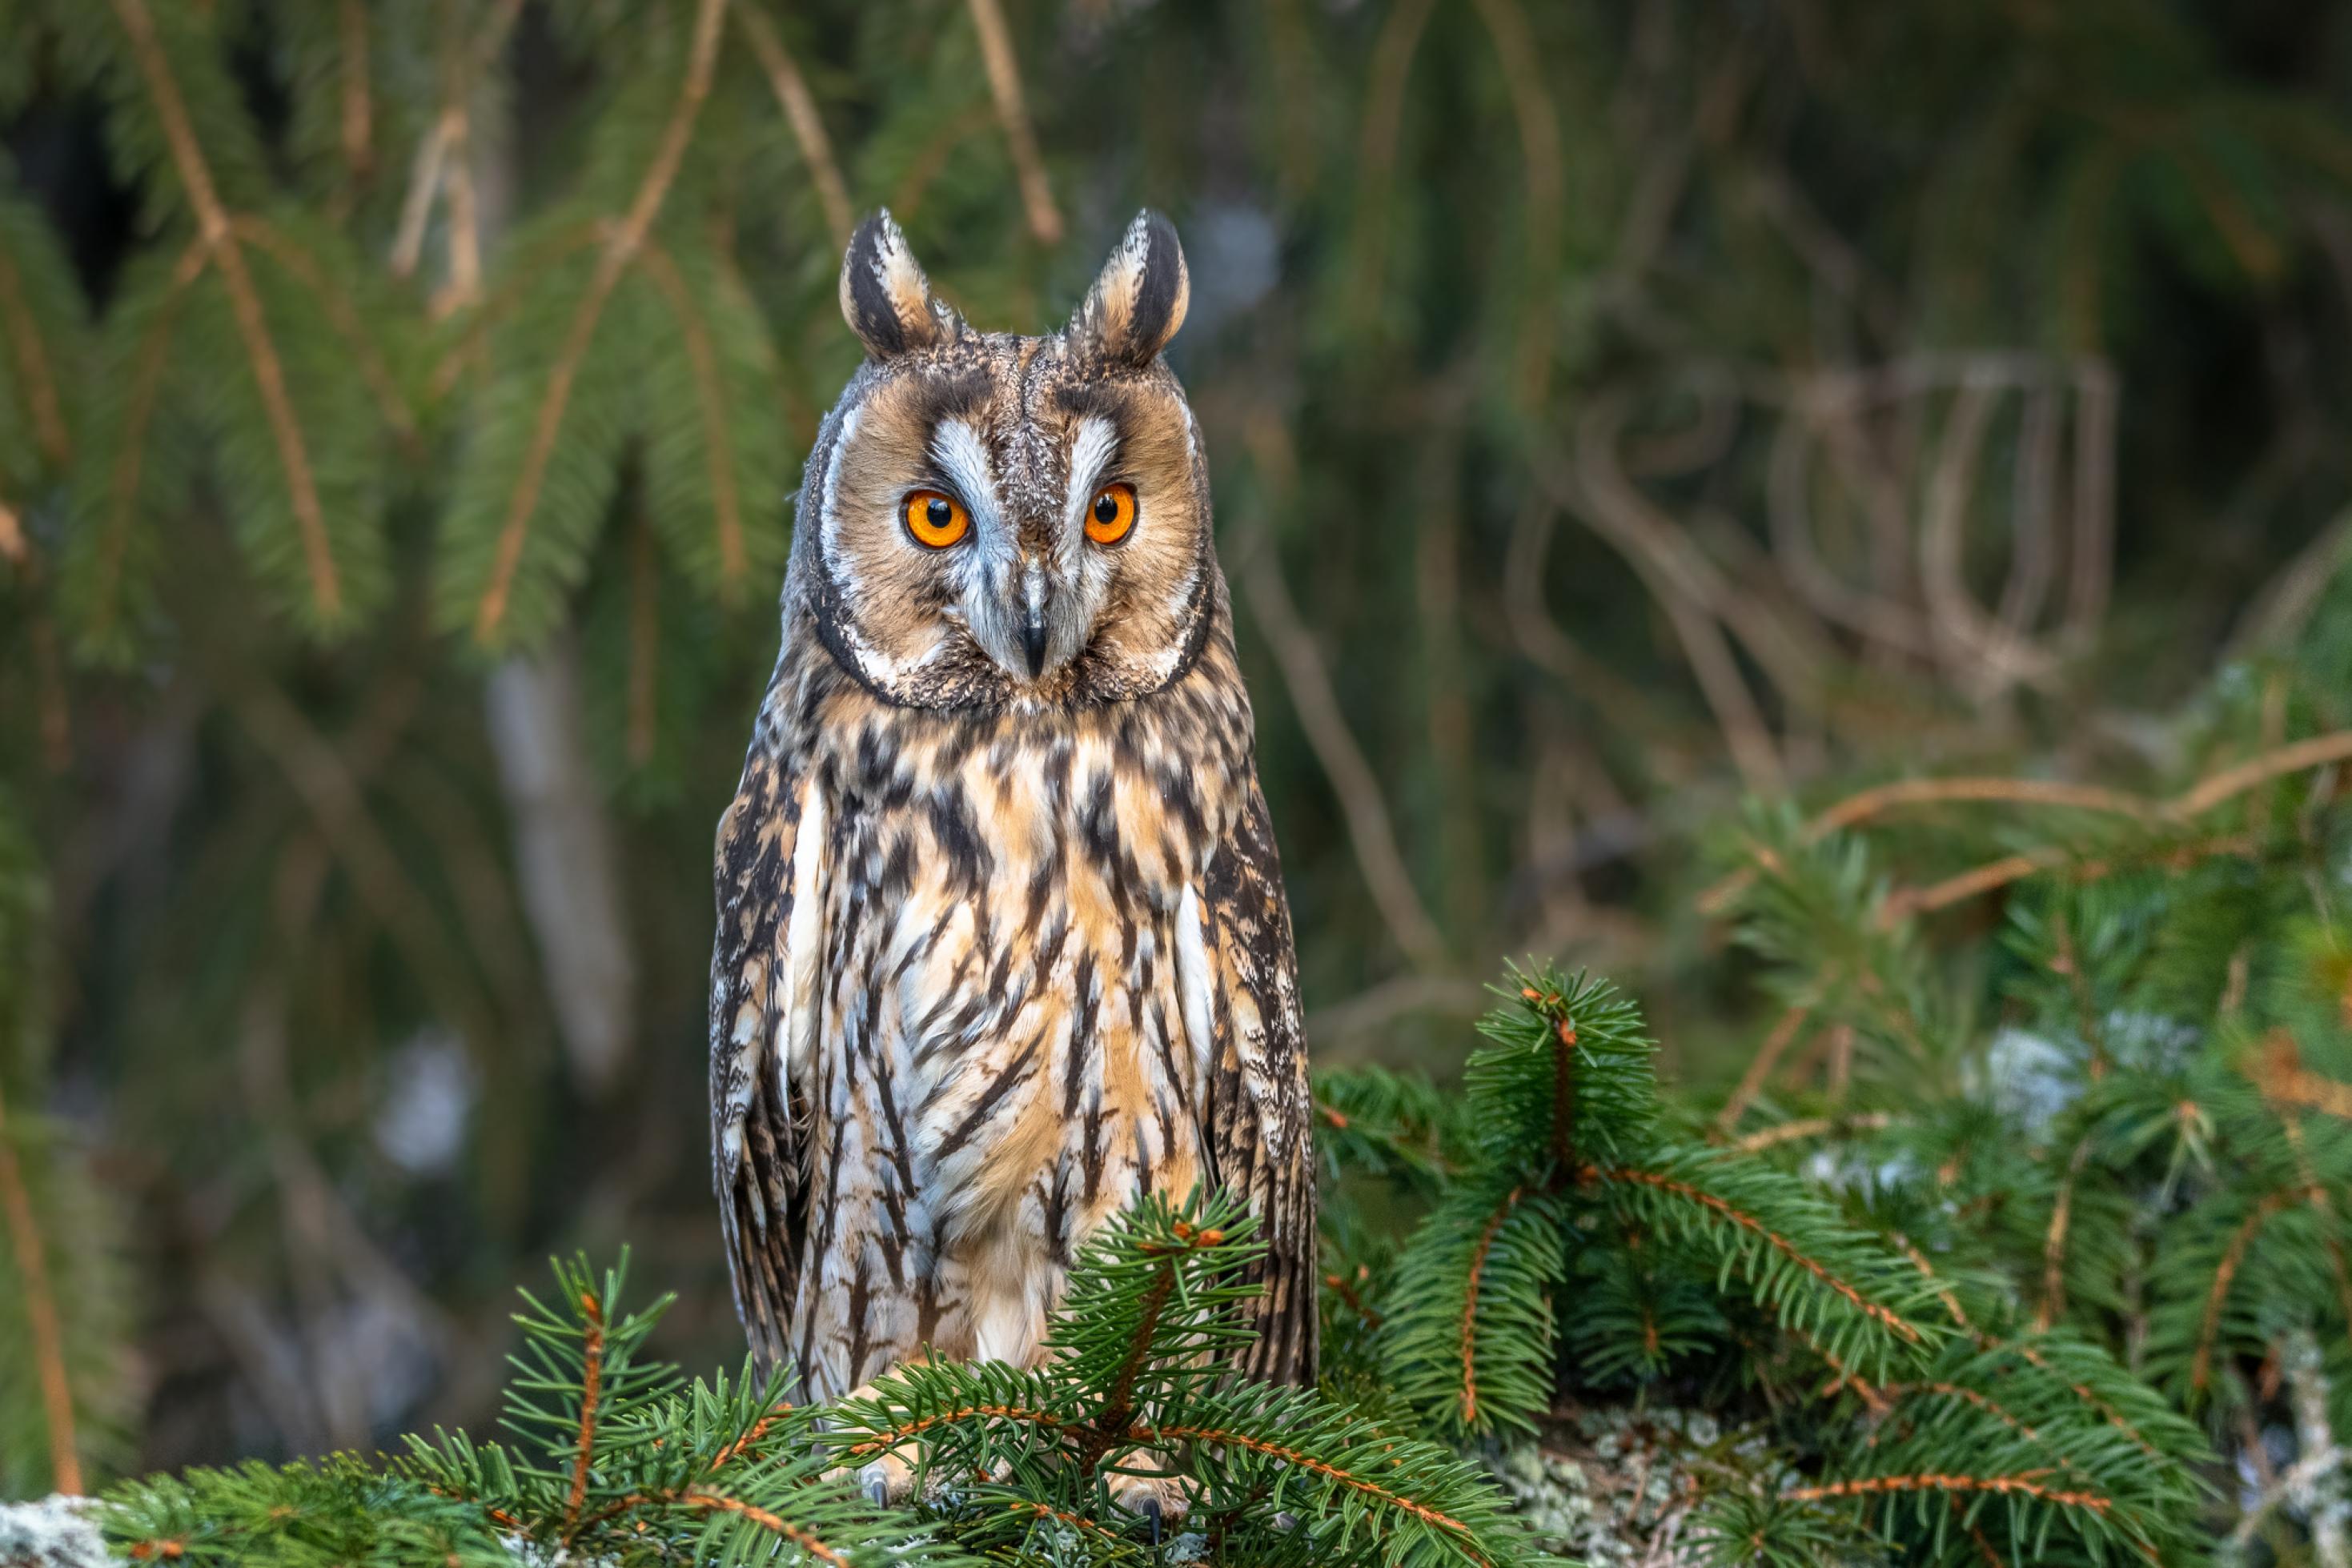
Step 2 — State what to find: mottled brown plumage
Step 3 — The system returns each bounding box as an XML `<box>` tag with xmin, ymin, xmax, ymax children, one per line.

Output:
<box><xmin>709</xmin><ymin>213</ymin><xmax>1316</xmax><ymax>1444</ymax></box>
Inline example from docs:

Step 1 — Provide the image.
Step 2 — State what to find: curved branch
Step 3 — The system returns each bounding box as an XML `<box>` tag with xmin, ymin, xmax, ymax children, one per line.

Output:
<box><xmin>0</xmin><ymin>1077</ymin><xmax>78</xmax><ymax>1493</ymax></box>
<box><xmin>0</xmin><ymin>230</ymin><xmax>71</xmax><ymax>464</ymax></box>
<box><xmin>1236</xmin><ymin>420</ymin><xmax>1447</xmax><ymax>969</ymax></box>
<box><xmin>1133</xmin><ymin>1421</ymin><xmax>1489</xmax><ymax>1561</ymax></box>
<box><xmin>228</xmin><ymin>215</ymin><xmax>415</xmax><ymax>447</ymax></box>
<box><xmin>1346</xmin><ymin>0</ymin><xmax>1439</xmax><ymax>324</ymax></box>
<box><xmin>111</xmin><ymin>0</ymin><xmax>345</xmax><ymax>620</ymax></box>
<box><xmin>86</xmin><ymin>238</ymin><xmax>210</xmax><ymax>651</ymax></box>
<box><xmin>732</xmin><ymin>1</ymin><xmax>854</xmax><ymax>246</ymax></box>
<box><xmin>1589</xmin><ymin>1164</ymin><xmax>1924</xmax><ymax>1344</ymax></box>
<box><xmin>472</xmin><ymin>0</ymin><xmax>728</xmax><ymax>644</ymax></box>
<box><xmin>965</xmin><ymin>0</ymin><xmax>1061</xmax><ymax>245</ymax></box>
<box><xmin>1459</xmin><ymin>1186</ymin><xmax>1527</xmax><ymax>1428</ymax></box>
<box><xmin>634</xmin><ymin>238</ymin><xmax>749</xmax><ymax>586</ymax></box>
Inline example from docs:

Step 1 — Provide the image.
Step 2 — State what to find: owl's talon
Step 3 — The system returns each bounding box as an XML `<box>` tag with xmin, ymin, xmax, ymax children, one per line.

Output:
<box><xmin>1110</xmin><ymin>1471</ymin><xmax>1189</xmax><ymax>1539</ymax></box>
<box><xmin>850</xmin><ymin>1451</ymin><xmax>915</xmax><ymax>1507</ymax></box>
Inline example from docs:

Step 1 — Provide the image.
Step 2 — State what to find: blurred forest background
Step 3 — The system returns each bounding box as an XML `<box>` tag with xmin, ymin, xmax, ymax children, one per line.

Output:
<box><xmin>2</xmin><ymin>0</ymin><xmax>2351</xmax><ymax>1497</ymax></box>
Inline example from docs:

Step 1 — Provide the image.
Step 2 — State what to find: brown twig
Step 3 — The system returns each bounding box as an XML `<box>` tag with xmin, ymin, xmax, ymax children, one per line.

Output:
<box><xmin>2035</xmin><ymin>1136</ymin><xmax>2097</xmax><ymax>1331</ymax></box>
<box><xmin>86</xmin><ymin>237</ymin><xmax>208</xmax><ymax>648</ymax></box>
<box><xmin>844</xmin><ymin>1401</ymin><xmax>1070</xmax><ymax>1458</ymax></box>
<box><xmin>2172</xmin><ymin>732</ymin><xmax>2352</xmax><ymax>817</ymax></box>
<box><xmin>1134</xmin><ymin>1421</ymin><xmax>1490</xmax><ymax>1562</ymax></box>
<box><xmin>1558</xmin><ymin>403</ymin><xmax>1789</xmax><ymax>792</ymax></box>
<box><xmin>472</xmin><ymin>0</ymin><xmax>728</xmax><ymax>644</ymax></box>
<box><xmin>1715</xmin><ymin>998</ymin><xmax>1817</xmax><ymax>1133</ymax></box>
<box><xmin>633</xmin><ymin>238</ymin><xmax>749</xmax><ymax>587</ymax></box>
<box><xmin>732</xmin><ymin>1</ymin><xmax>853</xmax><ymax>246</ymax></box>
<box><xmin>0</xmin><ymin>227</ymin><xmax>71</xmax><ymax>464</ymax></box>
<box><xmin>1729</xmin><ymin>1110</ymin><xmax>1898</xmax><ymax>1154</ymax></box>
<box><xmin>1090</xmin><ymin>1249</ymin><xmax>1181</xmax><ymax>1462</ymax></box>
<box><xmin>1703</xmin><ymin>731</ymin><xmax>2352</xmax><ymax>917</ymax></box>
<box><xmin>1459</xmin><ymin>1186</ymin><xmax>1527</xmax><ymax>1427</ymax></box>
<box><xmin>1347</xmin><ymin>0</ymin><xmax>1439</xmax><ymax>324</ymax></box>
<box><xmin>1236</xmin><ymin>419</ymin><xmax>1447</xmax><ymax>968</ymax></box>
<box><xmin>676</xmin><ymin>1489</ymin><xmax>849</xmax><ymax>1564</ymax></box>
<box><xmin>2193</xmin><ymin>1188</ymin><xmax>2302</xmax><ymax>1393</ymax></box>
<box><xmin>1589</xmin><ymin>1164</ymin><xmax>1924</xmax><ymax>1343</ymax></box>
<box><xmin>564</xmin><ymin>1288</ymin><xmax>607</xmax><ymax>1535</ymax></box>
<box><xmin>112</xmin><ymin>0</ymin><xmax>344</xmax><ymax>620</ymax></box>
<box><xmin>0</xmin><ymin>1077</ymin><xmax>80</xmax><ymax>1493</ymax></box>
<box><xmin>336</xmin><ymin>0</ymin><xmax>372</xmax><ymax>185</ymax></box>
<box><xmin>227</xmin><ymin>215</ymin><xmax>417</xmax><ymax>447</ymax></box>
<box><xmin>965</xmin><ymin>0</ymin><xmax>1062</xmax><ymax>246</ymax></box>
<box><xmin>1788</xmin><ymin>1470</ymin><xmax>2111</xmax><ymax>1514</ymax></box>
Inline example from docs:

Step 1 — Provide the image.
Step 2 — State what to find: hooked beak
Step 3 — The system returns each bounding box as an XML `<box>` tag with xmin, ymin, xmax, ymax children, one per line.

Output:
<box><xmin>1017</xmin><ymin>563</ymin><xmax>1054</xmax><ymax>679</ymax></box>
<box><xmin>1021</xmin><ymin>611</ymin><xmax>1050</xmax><ymax>679</ymax></box>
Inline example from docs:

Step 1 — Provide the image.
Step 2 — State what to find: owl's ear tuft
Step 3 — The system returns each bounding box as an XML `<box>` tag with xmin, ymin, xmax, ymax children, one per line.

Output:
<box><xmin>839</xmin><ymin>209</ymin><xmax>958</xmax><ymax>359</ymax></box>
<box><xmin>1067</xmin><ymin>209</ymin><xmax>1189</xmax><ymax>366</ymax></box>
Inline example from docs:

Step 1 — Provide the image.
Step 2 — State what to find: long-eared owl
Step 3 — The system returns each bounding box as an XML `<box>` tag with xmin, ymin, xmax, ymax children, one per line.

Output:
<box><xmin>708</xmin><ymin>211</ymin><xmax>1317</xmax><ymax>1433</ymax></box>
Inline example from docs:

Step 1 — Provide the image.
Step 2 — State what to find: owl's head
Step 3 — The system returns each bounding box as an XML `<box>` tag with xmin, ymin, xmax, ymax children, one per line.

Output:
<box><xmin>795</xmin><ymin>208</ymin><xmax>1215</xmax><ymax>711</ymax></box>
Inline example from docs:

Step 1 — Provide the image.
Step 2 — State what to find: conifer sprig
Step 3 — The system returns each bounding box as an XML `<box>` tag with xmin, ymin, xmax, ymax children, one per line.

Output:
<box><xmin>1320</xmin><ymin>964</ymin><xmax>2202</xmax><ymax>1562</ymax></box>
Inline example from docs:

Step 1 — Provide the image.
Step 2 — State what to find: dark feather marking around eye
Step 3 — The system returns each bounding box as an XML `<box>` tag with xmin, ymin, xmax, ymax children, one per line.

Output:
<box><xmin>911</xmin><ymin>369</ymin><xmax>994</xmax><ymax>432</ymax></box>
<box><xmin>1053</xmin><ymin>379</ymin><xmax>1133</xmax><ymax>428</ymax></box>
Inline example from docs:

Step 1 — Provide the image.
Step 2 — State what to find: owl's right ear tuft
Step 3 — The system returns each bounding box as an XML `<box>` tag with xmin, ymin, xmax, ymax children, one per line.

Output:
<box><xmin>1067</xmin><ymin>210</ymin><xmax>1189</xmax><ymax>366</ymax></box>
<box><xmin>839</xmin><ymin>209</ymin><xmax>958</xmax><ymax>359</ymax></box>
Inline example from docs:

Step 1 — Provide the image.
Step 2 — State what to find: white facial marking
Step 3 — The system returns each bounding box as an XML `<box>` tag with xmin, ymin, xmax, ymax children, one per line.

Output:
<box><xmin>930</xmin><ymin>419</ymin><xmax>1001</xmax><ymax>538</ymax></box>
<box><xmin>817</xmin><ymin>403</ymin><xmax>863</xmax><ymax>567</ymax></box>
<box><xmin>1062</xmin><ymin>415</ymin><xmax>1120</xmax><ymax>567</ymax></box>
<box><xmin>783</xmin><ymin>780</ymin><xmax>829</xmax><ymax>1089</ymax></box>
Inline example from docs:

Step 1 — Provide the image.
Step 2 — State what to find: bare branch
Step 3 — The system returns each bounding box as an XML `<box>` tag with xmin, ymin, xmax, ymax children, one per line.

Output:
<box><xmin>113</xmin><ymin>0</ymin><xmax>345</xmax><ymax>619</ymax></box>
<box><xmin>965</xmin><ymin>0</ymin><xmax>1062</xmax><ymax>246</ymax></box>
<box><xmin>0</xmin><ymin>1077</ymin><xmax>80</xmax><ymax>1493</ymax></box>
<box><xmin>1238</xmin><ymin>419</ymin><xmax>1447</xmax><ymax>970</ymax></box>
<box><xmin>472</xmin><ymin>0</ymin><xmax>728</xmax><ymax>644</ymax></box>
<box><xmin>733</xmin><ymin>2</ymin><xmax>854</xmax><ymax>247</ymax></box>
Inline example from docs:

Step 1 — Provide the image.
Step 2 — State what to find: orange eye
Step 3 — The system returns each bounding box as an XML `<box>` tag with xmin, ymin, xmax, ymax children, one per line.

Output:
<box><xmin>904</xmin><ymin>490</ymin><xmax>970</xmax><ymax>548</ymax></box>
<box><xmin>1085</xmin><ymin>482</ymin><xmax>1137</xmax><ymax>544</ymax></box>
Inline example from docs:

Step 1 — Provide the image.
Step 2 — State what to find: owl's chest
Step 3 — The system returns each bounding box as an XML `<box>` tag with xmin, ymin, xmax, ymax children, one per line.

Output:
<box><xmin>811</xmin><ymin>723</ymin><xmax>1233</xmax><ymax>1239</ymax></box>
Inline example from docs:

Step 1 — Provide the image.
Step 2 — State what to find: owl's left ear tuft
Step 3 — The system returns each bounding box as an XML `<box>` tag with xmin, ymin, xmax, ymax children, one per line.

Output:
<box><xmin>840</xmin><ymin>208</ymin><xmax>960</xmax><ymax>359</ymax></box>
<box><xmin>1067</xmin><ymin>209</ymin><xmax>1189</xmax><ymax>366</ymax></box>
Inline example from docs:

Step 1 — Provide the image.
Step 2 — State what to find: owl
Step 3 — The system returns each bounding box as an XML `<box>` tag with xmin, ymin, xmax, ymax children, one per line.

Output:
<box><xmin>708</xmin><ymin>210</ymin><xmax>1316</xmax><ymax>1515</ymax></box>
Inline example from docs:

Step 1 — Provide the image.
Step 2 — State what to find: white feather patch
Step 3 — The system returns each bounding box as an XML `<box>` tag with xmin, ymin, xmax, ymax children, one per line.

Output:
<box><xmin>781</xmin><ymin>780</ymin><xmax>829</xmax><ymax>1092</ymax></box>
<box><xmin>1174</xmin><ymin>883</ymin><xmax>1217</xmax><ymax>1081</ymax></box>
<box><xmin>929</xmin><ymin>419</ymin><xmax>1000</xmax><ymax>535</ymax></box>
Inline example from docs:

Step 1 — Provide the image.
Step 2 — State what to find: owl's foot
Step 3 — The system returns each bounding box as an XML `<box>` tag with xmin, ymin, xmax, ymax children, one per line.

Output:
<box><xmin>849</xmin><ymin>1449</ymin><xmax>916</xmax><ymax>1506</ymax></box>
<box><xmin>1109</xmin><ymin>1470</ymin><xmax>1191</xmax><ymax>1544</ymax></box>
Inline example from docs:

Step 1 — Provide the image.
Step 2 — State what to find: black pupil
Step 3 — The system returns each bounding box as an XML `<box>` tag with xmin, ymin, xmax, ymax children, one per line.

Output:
<box><xmin>925</xmin><ymin>497</ymin><xmax>953</xmax><ymax>530</ymax></box>
<box><xmin>1093</xmin><ymin>491</ymin><xmax>1120</xmax><ymax>525</ymax></box>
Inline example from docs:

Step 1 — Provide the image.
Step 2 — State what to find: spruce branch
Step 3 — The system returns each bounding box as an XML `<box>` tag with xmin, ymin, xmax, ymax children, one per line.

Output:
<box><xmin>457</xmin><ymin>0</ymin><xmax>727</xmax><ymax>649</ymax></box>
<box><xmin>108</xmin><ymin>0</ymin><xmax>352</xmax><ymax>627</ymax></box>
<box><xmin>62</xmin><ymin>238</ymin><xmax>206</xmax><ymax>658</ymax></box>
<box><xmin>0</xmin><ymin>199</ymin><xmax>76</xmax><ymax>467</ymax></box>
<box><xmin>733</xmin><ymin>0</ymin><xmax>855</xmax><ymax>245</ymax></box>
<box><xmin>0</xmin><ymin>1076</ymin><xmax>77</xmax><ymax>1494</ymax></box>
<box><xmin>634</xmin><ymin>236</ymin><xmax>749</xmax><ymax>587</ymax></box>
<box><xmin>225</xmin><ymin>214</ymin><xmax>416</xmax><ymax>449</ymax></box>
<box><xmin>964</xmin><ymin>0</ymin><xmax>1062</xmax><ymax>246</ymax></box>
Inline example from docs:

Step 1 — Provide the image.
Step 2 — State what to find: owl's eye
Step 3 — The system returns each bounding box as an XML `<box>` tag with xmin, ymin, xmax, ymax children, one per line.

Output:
<box><xmin>903</xmin><ymin>490</ymin><xmax>970</xmax><ymax>548</ymax></box>
<box><xmin>1085</xmin><ymin>482</ymin><xmax>1137</xmax><ymax>545</ymax></box>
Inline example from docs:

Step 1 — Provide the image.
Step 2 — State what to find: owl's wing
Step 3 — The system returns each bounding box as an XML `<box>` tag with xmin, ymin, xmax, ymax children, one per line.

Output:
<box><xmin>709</xmin><ymin>744</ymin><xmax>825</xmax><ymax>1374</ymax></box>
<box><xmin>1196</xmin><ymin>778</ymin><xmax>1318</xmax><ymax>1386</ymax></box>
